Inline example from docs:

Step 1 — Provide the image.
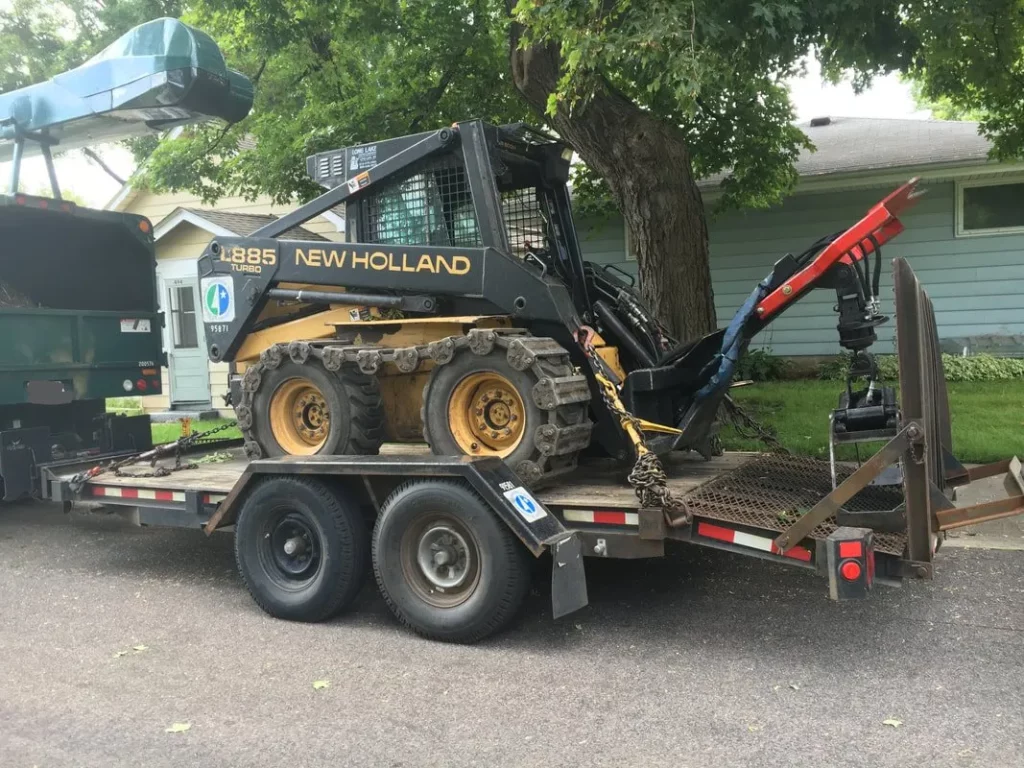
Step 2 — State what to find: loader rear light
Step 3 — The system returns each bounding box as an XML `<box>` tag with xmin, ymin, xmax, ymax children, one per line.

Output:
<box><xmin>138</xmin><ymin>219</ymin><xmax>151</xmax><ymax>233</ymax></box>
<box><xmin>15</xmin><ymin>195</ymin><xmax>26</xmax><ymax>205</ymax></box>
<box><xmin>840</xmin><ymin>560</ymin><xmax>862</xmax><ymax>582</ymax></box>
<box><xmin>149</xmin><ymin>379</ymin><xmax>160</xmax><ymax>391</ymax></box>
<box><xmin>136</xmin><ymin>379</ymin><xmax>148</xmax><ymax>392</ymax></box>
<box><xmin>141</xmin><ymin>368</ymin><xmax>158</xmax><ymax>376</ymax></box>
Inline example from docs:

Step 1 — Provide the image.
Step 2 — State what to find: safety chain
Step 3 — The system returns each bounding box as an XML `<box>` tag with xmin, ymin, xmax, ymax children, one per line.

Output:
<box><xmin>581</xmin><ymin>336</ymin><xmax>692</xmax><ymax>525</ymax></box>
<box><xmin>114</xmin><ymin>420</ymin><xmax>240</xmax><ymax>478</ymax></box>
<box><xmin>720</xmin><ymin>395</ymin><xmax>789</xmax><ymax>454</ymax></box>
<box><xmin>234</xmin><ymin>329</ymin><xmax>593</xmax><ymax>487</ymax></box>
<box><xmin>68</xmin><ymin>420</ymin><xmax>239</xmax><ymax>490</ymax></box>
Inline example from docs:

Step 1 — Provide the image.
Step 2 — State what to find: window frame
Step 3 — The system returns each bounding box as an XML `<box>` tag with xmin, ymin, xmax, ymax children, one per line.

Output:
<box><xmin>955</xmin><ymin>175</ymin><xmax>1024</xmax><ymax>237</ymax></box>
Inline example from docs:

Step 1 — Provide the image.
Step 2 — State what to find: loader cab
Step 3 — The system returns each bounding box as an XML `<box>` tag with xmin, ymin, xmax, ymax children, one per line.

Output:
<box><xmin>307</xmin><ymin>120</ymin><xmax>593</xmax><ymax>314</ymax></box>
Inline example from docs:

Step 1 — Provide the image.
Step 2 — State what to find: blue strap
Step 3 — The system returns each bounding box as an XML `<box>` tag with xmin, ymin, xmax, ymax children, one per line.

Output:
<box><xmin>694</xmin><ymin>274</ymin><xmax>772</xmax><ymax>401</ymax></box>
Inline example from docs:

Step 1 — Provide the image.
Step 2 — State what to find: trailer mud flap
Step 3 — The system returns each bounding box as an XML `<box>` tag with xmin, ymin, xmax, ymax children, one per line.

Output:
<box><xmin>550</xmin><ymin>534</ymin><xmax>588</xmax><ymax>619</ymax></box>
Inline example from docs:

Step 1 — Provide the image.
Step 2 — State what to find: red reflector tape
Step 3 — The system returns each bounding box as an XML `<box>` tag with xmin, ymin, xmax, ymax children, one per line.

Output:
<box><xmin>697</xmin><ymin>521</ymin><xmax>812</xmax><ymax>562</ymax></box>
<box><xmin>563</xmin><ymin>509</ymin><xmax>639</xmax><ymax>526</ymax></box>
<box><xmin>89</xmin><ymin>486</ymin><xmax>186</xmax><ymax>502</ymax></box>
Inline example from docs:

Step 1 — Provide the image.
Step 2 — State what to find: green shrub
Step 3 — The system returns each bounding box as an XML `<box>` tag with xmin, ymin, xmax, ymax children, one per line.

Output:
<box><xmin>818</xmin><ymin>353</ymin><xmax>1024</xmax><ymax>382</ymax></box>
<box><xmin>735</xmin><ymin>348</ymin><xmax>788</xmax><ymax>381</ymax></box>
<box><xmin>942</xmin><ymin>353</ymin><xmax>1024</xmax><ymax>381</ymax></box>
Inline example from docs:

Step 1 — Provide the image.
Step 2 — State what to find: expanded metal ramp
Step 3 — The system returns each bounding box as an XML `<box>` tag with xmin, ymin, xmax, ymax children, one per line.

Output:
<box><xmin>683</xmin><ymin>454</ymin><xmax>907</xmax><ymax>555</ymax></box>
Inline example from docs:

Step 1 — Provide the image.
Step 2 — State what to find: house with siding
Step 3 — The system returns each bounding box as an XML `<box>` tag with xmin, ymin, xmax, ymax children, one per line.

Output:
<box><xmin>109</xmin><ymin>116</ymin><xmax>1024</xmax><ymax>413</ymax></box>
<box><xmin>107</xmin><ymin>181</ymin><xmax>346</xmax><ymax>415</ymax></box>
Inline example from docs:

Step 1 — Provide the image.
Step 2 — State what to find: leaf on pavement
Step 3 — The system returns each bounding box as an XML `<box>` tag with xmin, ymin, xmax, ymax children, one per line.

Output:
<box><xmin>133</xmin><ymin>645</ymin><xmax>148</xmax><ymax>652</ymax></box>
<box><xmin>166</xmin><ymin>723</ymin><xmax>192</xmax><ymax>733</ymax></box>
<box><xmin>883</xmin><ymin>718</ymin><xmax>903</xmax><ymax>728</ymax></box>
<box><xmin>312</xmin><ymin>680</ymin><xmax>330</xmax><ymax>690</ymax></box>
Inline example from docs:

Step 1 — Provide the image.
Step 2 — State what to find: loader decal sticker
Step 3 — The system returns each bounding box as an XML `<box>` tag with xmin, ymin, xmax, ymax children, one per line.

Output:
<box><xmin>219</xmin><ymin>246</ymin><xmax>276</xmax><ymax>274</ymax></box>
<box><xmin>201</xmin><ymin>277</ymin><xmax>235</xmax><ymax>323</ymax></box>
<box><xmin>503</xmin><ymin>486</ymin><xmax>547</xmax><ymax>523</ymax></box>
<box><xmin>295</xmin><ymin>248</ymin><xmax>471</xmax><ymax>276</ymax></box>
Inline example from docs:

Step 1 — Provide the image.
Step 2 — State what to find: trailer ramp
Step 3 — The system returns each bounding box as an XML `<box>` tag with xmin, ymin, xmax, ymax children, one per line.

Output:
<box><xmin>682</xmin><ymin>453</ymin><xmax>906</xmax><ymax>556</ymax></box>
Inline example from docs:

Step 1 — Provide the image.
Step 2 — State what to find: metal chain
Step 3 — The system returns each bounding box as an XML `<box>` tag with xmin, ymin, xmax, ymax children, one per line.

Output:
<box><xmin>721</xmin><ymin>396</ymin><xmax>789</xmax><ymax>454</ymax></box>
<box><xmin>582</xmin><ymin>338</ymin><xmax>692</xmax><ymax>525</ymax></box>
<box><xmin>114</xmin><ymin>420</ymin><xmax>239</xmax><ymax>478</ymax></box>
<box><xmin>68</xmin><ymin>420</ymin><xmax>238</xmax><ymax>489</ymax></box>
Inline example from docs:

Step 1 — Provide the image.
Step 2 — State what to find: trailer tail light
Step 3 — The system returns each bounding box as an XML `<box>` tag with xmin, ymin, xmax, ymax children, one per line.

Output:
<box><xmin>827</xmin><ymin>527</ymin><xmax>874</xmax><ymax>600</ymax></box>
<box><xmin>840</xmin><ymin>560</ymin><xmax>862</xmax><ymax>581</ymax></box>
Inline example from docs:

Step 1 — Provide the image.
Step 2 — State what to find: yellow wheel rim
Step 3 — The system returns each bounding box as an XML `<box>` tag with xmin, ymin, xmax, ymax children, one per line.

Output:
<box><xmin>268</xmin><ymin>378</ymin><xmax>330</xmax><ymax>455</ymax></box>
<box><xmin>447</xmin><ymin>372</ymin><xmax>526</xmax><ymax>457</ymax></box>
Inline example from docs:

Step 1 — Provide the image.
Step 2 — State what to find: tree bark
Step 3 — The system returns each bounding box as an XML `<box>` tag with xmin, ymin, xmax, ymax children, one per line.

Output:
<box><xmin>508</xmin><ymin>34</ymin><xmax>716</xmax><ymax>341</ymax></box>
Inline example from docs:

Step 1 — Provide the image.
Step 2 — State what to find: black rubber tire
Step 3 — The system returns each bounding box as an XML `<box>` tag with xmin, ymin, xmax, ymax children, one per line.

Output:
<box><xmin>372</xmin><ymin>479</ymin><xmax>531</xmax><ymax>643</ymax></box>
<box><xmin>421</xmin><ymin>349</ymin><xmax>546</xmax><ymax>475</ymax></box>
<box><xmin>235</xmin><ymin>476</ymin><xmax>369</xmax><ymax>622</ymax></box>
<box><xmin>250</xmin><ymin>358</ymin><xmax>384</xmax><ymax>457</ymax></box>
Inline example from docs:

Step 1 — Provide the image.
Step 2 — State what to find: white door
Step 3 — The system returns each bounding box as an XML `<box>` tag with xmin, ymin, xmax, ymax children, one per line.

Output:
<box><xmin>164</xmin><ymin>276</ymin><xmax>211</xmax><ymax>406</ymax></box>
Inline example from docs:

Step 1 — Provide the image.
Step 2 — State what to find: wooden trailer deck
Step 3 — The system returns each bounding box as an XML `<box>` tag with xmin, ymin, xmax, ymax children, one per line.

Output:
<box><xmin>83</xmin><ymin>444</ymin><xmax>755</xmax><ymax>507</ymax></box>
<box><xmin>76</xmin><ymin>444</ymin><xmax>908</xmax><ymax>555</ymax></box>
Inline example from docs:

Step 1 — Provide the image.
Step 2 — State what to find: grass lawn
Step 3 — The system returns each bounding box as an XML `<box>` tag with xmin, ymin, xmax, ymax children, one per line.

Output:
<box><xmin>145</xmin><ymin>381</ymin><xmax>1024</xmax><ymax>465</ymax></box>
<box><xmin>722</xmin><ymin>380</ymin><xmax>1024</xmax><ymax>464</ymax></box>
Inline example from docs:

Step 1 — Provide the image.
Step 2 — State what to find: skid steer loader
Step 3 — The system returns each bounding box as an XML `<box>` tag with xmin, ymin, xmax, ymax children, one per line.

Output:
<box><xmin>197</xmin><ymin>120</ymin><xmax>921</xmax><ymax>493</ymax></box>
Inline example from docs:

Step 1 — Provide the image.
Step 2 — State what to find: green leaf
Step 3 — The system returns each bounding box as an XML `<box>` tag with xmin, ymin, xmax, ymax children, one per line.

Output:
<box><xmin>132</xmin><ymin>644</ymin><xmax>148</xmax><ymax>652</ymax></box>
<box><xmin>312</xmin><ymin>680</ymin><xmax>330</xmax><ymax>690</ymax></box>
<box><xmin>883</xmin><ymin>718</ymin><xmax>903</xmax><ymax>728</ymax></box>
<box><xmin>166</xmin><ymin>723</ymin><xmax>192</xmax><ymax>733</ymax></box>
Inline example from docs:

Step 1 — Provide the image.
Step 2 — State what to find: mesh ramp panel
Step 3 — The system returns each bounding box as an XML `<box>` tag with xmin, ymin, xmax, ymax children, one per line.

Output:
<box><xmin>683</xmin><ymin>454</ymin><xmax>907</xmax><ymax>556</ymax></box>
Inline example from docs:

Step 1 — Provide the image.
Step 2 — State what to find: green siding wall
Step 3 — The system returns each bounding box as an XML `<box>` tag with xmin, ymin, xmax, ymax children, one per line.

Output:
<box><xmin>578</xmin><ymin>181</ymin><xmax>1024</xmax><ymax>356</ymax></box>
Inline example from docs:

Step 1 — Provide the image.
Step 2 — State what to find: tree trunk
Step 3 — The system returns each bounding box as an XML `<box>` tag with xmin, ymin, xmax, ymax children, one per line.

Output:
<box><xmin>509</xmin><ymin>35</ymin><xmax>716</xmax><ymax>341</ymax></box>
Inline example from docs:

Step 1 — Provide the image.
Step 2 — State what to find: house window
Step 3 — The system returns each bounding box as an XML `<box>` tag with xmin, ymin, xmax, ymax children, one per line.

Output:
<box><xmin>957</xmin><ymin>178</ymin><xmax>1024</xmax><ymax>236</ymax></box>
<box><xmin>168</xmin><ymin>285</ymin><xmax>199</xmax><ymax>349</ymax></box>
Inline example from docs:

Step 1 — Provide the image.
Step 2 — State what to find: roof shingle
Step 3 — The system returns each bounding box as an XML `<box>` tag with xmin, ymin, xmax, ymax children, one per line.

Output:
<box><xmin>182</xmin><ymin>208</ymin><xmax>328</xmax><ymax>241</ymax></box>
<box><xmin>700</xmin><ymin>116</ymin><xmax>993</xmax><ymax>188</ymax></box>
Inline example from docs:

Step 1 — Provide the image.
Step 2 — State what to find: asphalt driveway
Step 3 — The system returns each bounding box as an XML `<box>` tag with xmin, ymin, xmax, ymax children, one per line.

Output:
<box><xmin>1</xmin><ymin>500</ymin><xmax>1022</xmax><ymax>767</ymax></box>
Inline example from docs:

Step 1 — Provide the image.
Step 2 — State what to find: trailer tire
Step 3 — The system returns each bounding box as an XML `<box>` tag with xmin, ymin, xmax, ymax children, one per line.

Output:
<box><xmin>372</xmin><ymin>479</ymin><xmax>531</xmax><ymax>643</ymax></box>
<box><xmin>235</xmin><ymin>476</ymin><xmax>368</xmax><ymax>622</ymax></box>
<box><xmin>249</xmin><ymin>358</ymin><xmax>384</xmax><ymax>458</ymax></box>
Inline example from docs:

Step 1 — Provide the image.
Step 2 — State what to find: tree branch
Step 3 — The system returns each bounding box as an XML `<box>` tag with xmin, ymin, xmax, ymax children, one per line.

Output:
<box><xmin>82</xmin><ymin>147</ymin><xmax>125</xmax><ymax>185</ymax></box>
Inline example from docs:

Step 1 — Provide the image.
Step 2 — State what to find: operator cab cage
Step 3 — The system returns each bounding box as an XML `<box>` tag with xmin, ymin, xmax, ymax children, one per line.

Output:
<box><xmin>306</xmin><ymin>122</ymin><xmax>599</xmax><ymax>321</ymax></box>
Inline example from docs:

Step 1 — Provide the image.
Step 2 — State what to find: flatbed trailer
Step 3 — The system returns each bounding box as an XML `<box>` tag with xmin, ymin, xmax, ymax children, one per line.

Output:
<box><xmin>39</xmin><ymin>436</ymin><xmax>1024</xmax><ymax>643</ymax></box>
<box><xmin>27</xmin><ymin>257</ymin><xmax>1024</xmax><ymax>643</ymax></box>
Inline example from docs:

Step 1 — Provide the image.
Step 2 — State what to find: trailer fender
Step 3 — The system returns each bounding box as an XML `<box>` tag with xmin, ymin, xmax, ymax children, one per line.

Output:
<box><xmin>202</xmin><ymin>454</ymin><xmax>589</xmax><ymax>618</ymax></box>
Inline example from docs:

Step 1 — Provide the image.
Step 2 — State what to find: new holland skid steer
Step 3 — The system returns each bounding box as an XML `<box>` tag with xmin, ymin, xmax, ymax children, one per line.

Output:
<box><xmin>198</xmin><ymin>120</ymin><xmax>921</xmax><ymax>498</ymax></box>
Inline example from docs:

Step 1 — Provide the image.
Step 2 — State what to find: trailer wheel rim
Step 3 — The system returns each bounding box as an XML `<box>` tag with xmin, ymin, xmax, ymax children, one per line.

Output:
<box><xmin>259</xmin><ymin>510</ymin><xmax>322</xmax><ymax>585</ymax></box>
<box><xmin>400</xmin><ymin>515</ymin><xmax>481</xmax><ymax>608</ymax></box>
<box><xmin>268</xmin><ymin>378</ymin><xmax>330</xmax><ymax>454</ymax></box>
<box><xmin>447</xmin><ymin>372</ymin><xmax>525</xmax><ymax>457</ymax></box>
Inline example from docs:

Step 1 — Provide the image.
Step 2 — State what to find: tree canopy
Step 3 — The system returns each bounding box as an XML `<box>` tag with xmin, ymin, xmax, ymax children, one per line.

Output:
<box><xmin>8</xmin><ymin>1</ymin><xmax>1024</xmax><ymax>337</ymax></box>
<box><xmin>905</xmin><ymin>1</ymin><xmax>1024</xmax><ymax>158</ymax></box>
